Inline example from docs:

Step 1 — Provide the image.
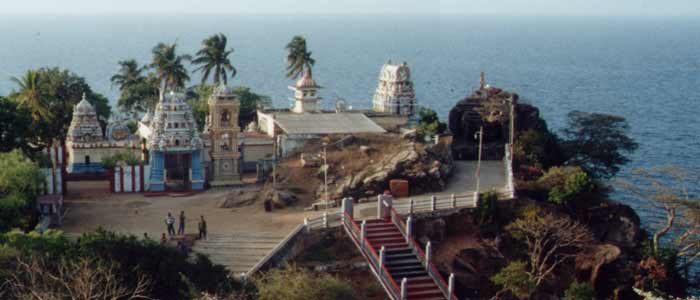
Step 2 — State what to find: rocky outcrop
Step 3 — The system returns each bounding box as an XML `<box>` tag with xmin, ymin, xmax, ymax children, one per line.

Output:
<box><xmin>588</xmin><ymin>203</ymin><xmax>642</xmax><ymax>248</ymax></box>
<box><xmin>332</xmin><ymin>141</ymin><xmax>454</xmax><ymax>199</ymax></box>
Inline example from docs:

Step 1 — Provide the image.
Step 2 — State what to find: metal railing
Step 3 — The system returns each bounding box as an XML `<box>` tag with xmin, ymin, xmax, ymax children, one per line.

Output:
<box><xmin>343</xmin><ymin>212</ymin><xmax>402</xmax><ymax>300</ymax></box>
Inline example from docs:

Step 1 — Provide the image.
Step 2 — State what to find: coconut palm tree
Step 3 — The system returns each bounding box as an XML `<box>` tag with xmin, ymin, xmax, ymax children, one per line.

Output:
<box><xmin>150</xmin><ymin>42</ymin><xmax>191</xmax><ymax>90</ymax></box>
<box><xmin>10</xmin><ymin>69</ymin><xmax>50</xmax><ymax>120</ymax></box>
<box><xmin>285</xmin><ymin>35</ymin><xmax>315</xmax><ymax>79</ymax></box>
<box><xmin>111</xmin><ymin>59</ymin><xmax>145</xmax><ymax>91</ymax></box>
<box><xmin>193</xmin><ymin>33</ymin><xmax>237</xmax><ymax>85</ymax></box>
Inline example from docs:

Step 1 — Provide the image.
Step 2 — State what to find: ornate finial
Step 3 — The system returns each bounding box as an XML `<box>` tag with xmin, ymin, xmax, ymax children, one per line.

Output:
<box><xmin>82</xmin><ymin>92</ymin><xmax>87</xmax><ymax>101</ymax></box>
<box><xmin>480</xmin><ymin>71</ymin><xmax>485</xmax><ymax>90</ymax></box>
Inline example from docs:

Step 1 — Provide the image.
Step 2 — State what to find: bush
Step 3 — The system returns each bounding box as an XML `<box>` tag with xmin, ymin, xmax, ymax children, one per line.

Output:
<box><xmin>1</xmin><ymin>229</ymin><xmax>238</xmax><ymax>300</ymax></box>
<box><xmin>491</xmin><ymin>260</ymin><xmax>536</xmax><ymax>299</ymax></box>
<box><xmin>255</xmin><ymin>267</ymin><xmax>358</xmax><ymax>300</ymax></box>
<box><xmin>0</xmin><ymin>150</ymin><xmax>44</xmax><ymax>232</ymax></box>
<box><xmin>538</xmin><ymin>166</ymin><xmax>593</xmax><ymax>206</ymax></box>
<box><xmin>474</xmin><ymin>189</ymin><xmax>499</xmax><ymax>225</ymax></box>
<box><xmin>418</xmin><ymin>107</ymin><xmax>447</xmax><ymax>135</ymax></box>
<box><xmin>564</xmin><ymin>281</ymin><xmax>595</xmax><ymax>300</ymax></box>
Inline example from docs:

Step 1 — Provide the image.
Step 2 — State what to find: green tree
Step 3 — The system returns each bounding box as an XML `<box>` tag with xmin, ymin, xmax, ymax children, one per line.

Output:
<box><xmin>150</xmin><ymin>42</ymin><xmax>191</xmax><ymax>90</ymax></box>
<box><xmin>0</xmin><ymin>150</ymin><xmax>44</xmax><ymax>232</ymax></box>
<box><xmin>193</xmin><ymin>33</ymin><xmax>237</xmax><ymax>85</ymax></box>
<box><xmin>418</xmin><ymin>107</ymin><xmax>447</xmax><ymax>134</ymax></box>
<box><xmin>491</xmin><ymin>260</ymin><xmax>536</xmax><ymax>299</ymax></box>
<box><xmin>564</xmin><ymin>281</ymin><xmax>595</xmax><ymax>300</ymax></box>
<box><xmin>9</xmin><ymin>68</ymin><xmax>111</xmax><ymax>146</ymax></box>
<box><xmin>234</xmin><ymin>86</ymin><xmax>271</xmax><ymax>128</ymax></box>
<box><xmin>285</xmin><ymin>35</ymin><xmax>315</xmax><ymax>79</ymax></box>
<box><xmin>561</xmin><ymin>111</ymin><xmax>638</xmax><ymax>179</ymax></box>
<box><xmin>0</xmin><ymin>98</ymin><xmax>33</xmax><ymax>154</ymax></box>
<box><xmin>256</xmin><ymin>267</ymin><xmax>358</xmax><ymax>300</ymax></box>
<box><xmin>10</xmin><ymin>70</ymin><xmax>51</xmax><ymax>121</ymax></box>
<box><xmin>538</xmin><ymin>166</ymin><xmax>594</xmax><ymax>206</ymax></box>
<box><xmin>111</xmin><ymin>59</ymin><xmax>159</xmax><ymax>112</ymax></box>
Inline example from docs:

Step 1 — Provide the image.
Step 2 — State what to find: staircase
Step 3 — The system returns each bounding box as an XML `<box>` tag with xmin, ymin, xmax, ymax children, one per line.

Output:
<box><xmin>365</xmin><ymin>220</ymin><xmax>446</xmax><ymax>300</ymax></box>
<box><xmin>342</xmin><ymin>194</ymin><xmax>456</xmax><ymax>300</ymax></box>
<box><xmin>192</xmin><ymin>232</ymin><xmax>287</xmax><ymax>277</ymax></box>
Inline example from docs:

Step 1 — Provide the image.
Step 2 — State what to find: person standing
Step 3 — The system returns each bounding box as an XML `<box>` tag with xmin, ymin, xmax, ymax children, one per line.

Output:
<box><xmin>178</xmin><ymin>211</ymin><xmax>186</xmax><ymax>236</ymax></box>
<box><xmin>165</xmin><ymin>212</ymin><xmax>176</xmax><ymax>236</ymax></box>
<box><xmin>160</xmin><ymin>233</ymin><xmax>167</xmax><ymax>245</ymax></box>
<box><xmin>198</xmin><ymin>215</ymin><xmax>207</xmax><ymax>240</ymax></box>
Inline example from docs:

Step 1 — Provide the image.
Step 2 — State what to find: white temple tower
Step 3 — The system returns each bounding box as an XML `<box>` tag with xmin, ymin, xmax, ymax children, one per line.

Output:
<box><xmin>372</xmin><ymin>60</ymin><xmax>416</xmax><ymax>116</ymax></box>
<box><xmin>289</xmin><ymin>70</ymin><xmax>321</xmax><ymax>113</ymax></box>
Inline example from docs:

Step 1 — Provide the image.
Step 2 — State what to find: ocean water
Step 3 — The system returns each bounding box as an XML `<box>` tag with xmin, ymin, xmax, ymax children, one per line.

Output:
<box><xmin>0</xmin><ymin>14</ymin><xmax>699</xmax><ymax>233</ymax></box>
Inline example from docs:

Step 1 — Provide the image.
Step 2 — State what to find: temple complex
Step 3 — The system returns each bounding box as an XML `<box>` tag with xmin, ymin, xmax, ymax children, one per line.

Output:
<box><xmin>372</xmin><ymin>60</ymin><xmax>417</xmax><ymax>116</ymax></box>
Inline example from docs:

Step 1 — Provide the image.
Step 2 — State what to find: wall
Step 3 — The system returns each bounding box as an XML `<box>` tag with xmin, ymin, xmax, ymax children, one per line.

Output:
<box><xmin>66</xmin><ymin>145</ymin><xmax>139</xmax><ymax>173</ymax></box>
<box><xmin>113</xmin><ymin>165</ymin><xmax>147</xmax><ymax>192</ymax></box>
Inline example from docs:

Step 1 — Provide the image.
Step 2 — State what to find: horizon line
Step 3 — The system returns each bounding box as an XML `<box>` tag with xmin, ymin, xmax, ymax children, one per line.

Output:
<box><xmin>0</xmin><ymin>12</ymin><xmax>699</xmax><ymax>17</ymax></box>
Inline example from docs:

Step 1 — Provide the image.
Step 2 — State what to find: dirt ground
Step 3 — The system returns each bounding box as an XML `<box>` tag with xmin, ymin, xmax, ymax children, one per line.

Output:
<box><xmin>60</xmin><ymin>181</ymin><xmax>316</xmax><ymax>238</ymax></box>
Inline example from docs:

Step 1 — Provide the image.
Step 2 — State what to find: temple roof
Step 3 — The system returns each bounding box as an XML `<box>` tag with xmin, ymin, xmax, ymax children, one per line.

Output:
<box><xmin>147</xmin><ymin>91</ymin><xmax>202</xmax><ymax>151</ymax></box>
<box><xmin>295</xmin><ymin>70</ymin><xmax>320</xmax><ymax>89</ymax></box>
<box><xmin>67</xmin><ymin>94</ymin><xmax>104</xmax><ymax>143</ymax></box>
<box><xmin>273</xmin><ymin>112</ymin><xmax>386</xmax><ymax>135</ymax></box>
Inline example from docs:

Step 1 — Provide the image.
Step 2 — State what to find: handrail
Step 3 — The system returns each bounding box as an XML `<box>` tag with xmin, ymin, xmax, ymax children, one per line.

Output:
<box><xmin>245</xmin><ymin>223</ymin><xmax>306</xmax><ymax>278</ymax></box>
<box><xmin>389</xmin><ymin>207</ymin><xmax>457</xmax><ymax>300</ymax></box>
<box><xmin>343</xmin><ymin>212</ymin><xmax>402</xmax><ymax>300</ymax></box>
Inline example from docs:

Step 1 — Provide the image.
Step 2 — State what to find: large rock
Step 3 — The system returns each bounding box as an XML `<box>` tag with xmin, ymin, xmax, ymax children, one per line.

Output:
<box><xmin>587</xmin><ymin>203</ymin><xmax>642</xmax><ymax>248</ymax></box>
<box><xmin>333</xmin><ymin>142</ymin><xmax>454</xmax><ymax>199</ymax></box>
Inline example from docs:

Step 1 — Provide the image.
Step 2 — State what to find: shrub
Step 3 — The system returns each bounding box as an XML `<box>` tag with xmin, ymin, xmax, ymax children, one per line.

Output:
<box><xmin>564</xmin><ymin>281</ymin><xmax>595</xmax><ymax>300</ymax></box>
<box><xmin>0</xmin><ymin>150</ymin><xmax>44</xmax><ymax>232</ymax></box>
<box><xmin>255</xmin><ymin>267</ymin><xmax>358</xmax><ymax>300</ymax></box>
<box><xmin>491</xmin><ymin>260</ymin><xmax>536</xmax><ymax>299</ymax></box>
<box><xmin>474</xmin><ymin>189</ymin><xmax>499</xmax><ymax>225</ymax></box>
<box><xmin>538</xmin><ymin>166</ymin><xmax>593</xmax><ymax>206</ymax></box>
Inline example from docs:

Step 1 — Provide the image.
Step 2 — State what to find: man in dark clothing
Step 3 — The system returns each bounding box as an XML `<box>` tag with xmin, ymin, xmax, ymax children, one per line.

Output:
<box><xmin>178</xmin><ymin>211</ymin><xmax>186</xmax><ymax>236</ymax></box>
<box><xmin>198</xmin><ymin>215</ymin><xmax>207</xmax><ymax>240</ymax></box>
<box><xmin>165</xmin><ymin>212</ymin><xmax>175</xmax><ymax>236</ymax></box>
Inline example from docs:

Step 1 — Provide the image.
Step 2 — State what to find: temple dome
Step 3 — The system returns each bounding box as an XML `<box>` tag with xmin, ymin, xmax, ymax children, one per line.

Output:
<box><xmin>214</xmin><ymin>83</ymin><xmax>234</xmax><ymax>96</ymax></box>
<box><xmin>295</xmin><ymin>71</ymin><xmax>319</xmax><ymax>89</ymax></box>
<box><xmin>74</xmin><ymin>93</ymin><xmax>97</xmax><ymax>116</ymax></box>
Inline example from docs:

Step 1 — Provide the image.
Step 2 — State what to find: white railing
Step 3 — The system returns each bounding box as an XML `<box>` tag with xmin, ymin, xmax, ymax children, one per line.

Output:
<box><xmin>244</xmin><ymin>223</ymin><xmax>307</xmax><ymax>279</ymax></box>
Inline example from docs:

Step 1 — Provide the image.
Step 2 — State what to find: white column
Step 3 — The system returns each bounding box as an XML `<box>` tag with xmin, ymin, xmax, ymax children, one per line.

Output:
<box><xmin>361</xmin><ymin>220</ymin><xmax>367</xmax><ymax>247</ymax></box>
<box><xmin>431</xmin><ymin>195</ymin><xmax>436</xmax><ymax>211</ymax></box>
<box><xmin>379</xmin><ymin>246</ymin><xmax>386</xmax><ymax>269</ymax></box>
<box><xmin>342</xmin><ymin>197</ymin><xmax>353</xmax><ymax>221</ymax></box>
<box><xmin>409</xmin><ymin>198</ymin><xmax>414</xmax><ymax>215</ymax></box>
<box><xmin>406</xmin><ymin>216</ymin><xmax>412</xmax><ymax>243</ymax></box>
<box><xmin>451</xmin><ymin>194</ymin><xmax>456</xmax><ymax>208</ymax></box>
<box><xmin>401</xmin><ymin>278</ymin><xmax>408</xmax><ymax>300</ymax></box>
<box><xmin>448</xmin><ymin>273</ymin><xmax>455</xmax><ymax>299</ymax></box>
<box><xmin>426</xmin><ymin>241</ymin><xmax>432</xmax><ymax>267</ymax></box>
<box><xmin>304</xmin><ymin>218</ymin><xmax>310</xmax><ymax>233</ymax></box>
<box><xmin>323</xmin><ymin>212</ymin><xmax>328</xmax><ymax>228</ymax></box>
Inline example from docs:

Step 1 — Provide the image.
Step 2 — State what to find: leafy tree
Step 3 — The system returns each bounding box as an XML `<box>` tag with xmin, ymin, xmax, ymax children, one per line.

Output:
<box><xmin>564</xmin><ymin>281</ymin><xmax>595</xmax><ymax>300</ymax></box>
<box><xmin>234</xmin><ymin>86</ymin><xmax>271</xmax><ymax>128</ymax></box>
<box><xmin>418</xmin><ymin>107</ymin><xmax>447</xmax><ymax>135</ymax></box>
<box><xmin>0</xmin><ymin>98</ymin><xmax>33</xmax><ymax>155</ymax></box>
<box><xmin>0</xmin><ymin>150</ymin><xmax>44</xmax><ymax>232</ymax></box>
<box><xmin>150</xmin><ymin>42</ymin><xmax>191</xmax><ymax>90</ymax></box>
<box><xmin>255</xmin><ymin>267</ymin><xmax>358</xmax><ymax>300</ymax></box>
<box><xmin>561</xmin><ymin>111</ymin><xmax>638</xmax><ymax>179</ymax></box>
<box><xmin>506</xmin><ymin>205</ymin><xmax>594</xmax><ymax>287</ymax></box>
<box><xmin>10</xmin><ymin>69</ymin><xmax>51</xmax><ymax>120</ymax></box>
<box><xmin>9</xmin><ymin>68</ymin><xmax>111</xmax><ymax>147</ymax></box>
<box><xmin>111</xmin><ymin>60</ymin><xmax>159</xmax><ymax>112</ymax></box>
<box><xmin>285</xmin><ymin>35</ymin><xmax>315</xmax><ymax>79</ymax></box>
<box><xmin>538</xmin><ymin>166</ymin><xmax>593</xmax><ymax>206</ymax></box>
<box><xmin>474</xmin><ymin>190</ymin><xmax>499</xmax><ymax>225</ymax></box>
<box><xmin>193</xmin><ymin>33</ymin><xmax>237</xmax><ymax>85</ymax></box>
<box><xmin>491</xmin><ymin>260</ymin><xmax>536</xmax><ymax>299</ymax></box>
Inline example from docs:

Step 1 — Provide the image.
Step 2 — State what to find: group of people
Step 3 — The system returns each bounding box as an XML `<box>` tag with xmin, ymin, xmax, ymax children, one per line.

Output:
<box><xmin>162</xmin><ymin>211</ymin><xmax>208</xmax><ymax>243</ymax></box>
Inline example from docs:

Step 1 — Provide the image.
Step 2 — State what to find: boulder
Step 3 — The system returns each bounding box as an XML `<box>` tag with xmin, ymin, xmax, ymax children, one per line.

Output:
<box><xmin>587</xmin><ymin>203</ymin><xmax>642</xmax><ymax>248</ymax></box>
<box><xmin>272</xmin><ymin>190</ymin><xmax>299</xmax><ymax>208</ymax></box>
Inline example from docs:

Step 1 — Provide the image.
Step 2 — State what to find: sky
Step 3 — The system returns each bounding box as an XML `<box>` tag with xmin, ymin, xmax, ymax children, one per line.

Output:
<box><xmin>0</xmin><ymin>0</ymin><xmax>698</xmax><ymax>16</ymax></box>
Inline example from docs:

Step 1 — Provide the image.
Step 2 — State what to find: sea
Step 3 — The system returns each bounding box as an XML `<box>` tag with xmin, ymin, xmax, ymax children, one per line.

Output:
<box><xmin>0</xmin><ymin>14</ymin><xmax>699</xmax><ymax>245</ymax></box>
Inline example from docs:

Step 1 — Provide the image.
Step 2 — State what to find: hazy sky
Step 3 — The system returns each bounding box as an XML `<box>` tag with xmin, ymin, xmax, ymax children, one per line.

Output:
<box><xmin>1</xmin><ymin>0</ymin><xmax>698</xmax><ymax>16</ymax></box>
